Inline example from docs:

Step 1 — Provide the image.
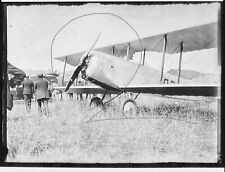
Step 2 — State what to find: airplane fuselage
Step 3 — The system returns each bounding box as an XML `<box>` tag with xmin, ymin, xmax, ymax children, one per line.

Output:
<box><xmin>80</xmin><ymin>51</ymin><xmax>177</xmax><ymax>91</ymax></box>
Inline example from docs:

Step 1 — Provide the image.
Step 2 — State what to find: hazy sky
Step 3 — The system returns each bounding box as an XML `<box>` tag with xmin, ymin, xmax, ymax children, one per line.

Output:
<box><xmin>7</xmin><ymin>3</ymin><xmax>220</xmax><ymax>73</ymax></box>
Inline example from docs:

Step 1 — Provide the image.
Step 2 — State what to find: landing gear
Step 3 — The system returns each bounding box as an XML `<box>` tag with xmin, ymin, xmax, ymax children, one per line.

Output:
<box><xmin>89</xmin><ymin>90</ymin><xmax>108</xmax><ymax>108</ymax></box>
<box><xmin>89</xmin><ymin>91</ymin><xmax>139</xmax><ymax>119</ymax></box>
<box><xmin>122</xmin><ymin>98</ymin><xmax>138</xmax><ymax>118</ymax></box>
<box><xmin>89</xmin><ymin>96</ymin><xmax>103</xmax><ymax>108</ymax></box>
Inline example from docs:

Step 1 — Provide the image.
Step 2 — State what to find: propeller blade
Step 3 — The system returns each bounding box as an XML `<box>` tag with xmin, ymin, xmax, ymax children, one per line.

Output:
<box><xmin>64</xmin><ymin>32</ymin><xmax>102</xmax><ymax>92</ymax></box>
<box><xmin>64</xmin><ymin>65</ymin><xmax>82</xmax><ymax>92</ymax></box>
<box><xmin>86</xmin><ymin>32</ymin><xmax>102</xmax><ymax>56</ymax></box>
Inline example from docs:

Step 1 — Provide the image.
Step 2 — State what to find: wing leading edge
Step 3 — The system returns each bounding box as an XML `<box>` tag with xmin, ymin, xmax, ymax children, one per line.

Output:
<box><xmin>53</xmin><ymin>86</ymin><xmax>118</xmax><ymax>94</ymax></box>
<box><xmin>55</xmin><ymin>22</ymin><xmax>217</xmax><ymax>67</ymax></box>
<box><xmin>122</xmin><ymin>84</ymin><xmax>219</xmax><ymax>97</ymax></box>
<box><xmin>54</xmin><ymin>84</ymin><xmax>219</xmax><ymax>97</ymax></box>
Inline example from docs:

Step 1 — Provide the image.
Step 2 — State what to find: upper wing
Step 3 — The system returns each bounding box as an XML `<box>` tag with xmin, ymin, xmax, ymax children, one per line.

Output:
<box><xmin>55</xmin><ymin>22</ymin><xmax>217</xmax><ymax>66</ymax></box>
<box><xmin>121</xmin><ymin>84</ymin><xmax>219</xmax><ymax>97</ymax></box>
<box><xmin>127</xmin><ymin>22</ymin><xmax>217</xmax><ymax>54</ymax></box>
<box><xmin>7</xmin><ymin>62</ymin><xmax>26</xmax><ymax>81</ymax></box>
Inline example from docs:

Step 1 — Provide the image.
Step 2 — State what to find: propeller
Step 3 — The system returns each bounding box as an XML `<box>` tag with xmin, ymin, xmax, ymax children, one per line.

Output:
<box><xmin>64</xmin><ymin>32</ymin><xmax>102</xmax><ymax>92</ymax></box>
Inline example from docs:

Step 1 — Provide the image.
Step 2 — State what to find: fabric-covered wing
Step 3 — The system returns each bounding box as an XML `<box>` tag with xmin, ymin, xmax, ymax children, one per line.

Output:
<box><xmin>54</xmin><ymin>84</ymin><xmax>219</xmax><ymax>97</ymax></box>
<box><xmin>96</xmin><ymin>22</ymin><xmax>217</xmax><ymax>55</ymax></box>
<box><xmin>127</xmin><ymin>22</ymin><xmax>217</xmax><ymax>54</ymax></box>
<box><xmin>54</xmin><ymin>52</ymin><xmax>84</xmax><ymax>67</ymax></box>
<box><xmin>55</xmin><ymin>22</ymin><xmax>217</xmax><ymax>66</ymax></box>
<box><xmin>122</xmin><ymin>84</ymin><xmax>219</xmax><ymax>97</ymax></box>
<box><xmin>53</xmin><ymin>86</ymin><xmax>118</xmax><ymax>94</ymax></box>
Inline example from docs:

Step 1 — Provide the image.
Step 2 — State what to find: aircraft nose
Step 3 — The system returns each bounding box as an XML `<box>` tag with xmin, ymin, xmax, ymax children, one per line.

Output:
<box><xmin>80</xmin><ymin>54</ymin><xmax>92</xmax><ymax>80</ymax></box>
<box><xmin>80</xmin><ymin>53</ymin><xmax>91</xmax><ymax>65</ymax></box>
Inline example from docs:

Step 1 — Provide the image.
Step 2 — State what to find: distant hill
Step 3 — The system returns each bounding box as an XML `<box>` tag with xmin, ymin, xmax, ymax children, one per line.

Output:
<box><xmin>24</xmin><ymin>69</ymin><xmax>61</xmax><ymax>77</ymax></box>
<box><xmin>167</xmin><ymin>69</ymin><xmax>202</xmax><ymax>80</ymax></box>
<box><xmin>167</xmin><ymin>69</ymin><xmax>219</xmax><ymax>84</ymax></box>
<box><xmin>191</xmin><ymin>73</ymin><xmax>219</xmax><ymax>84</ymax></box>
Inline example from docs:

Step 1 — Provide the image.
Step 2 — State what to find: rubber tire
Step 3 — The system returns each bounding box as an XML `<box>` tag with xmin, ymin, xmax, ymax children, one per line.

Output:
<box><xmin>122</xmin><ymin>99</ymin><xmax>138</xmax><ymax>118</ymax></box>
<box><xmin>90</xmin><ymin>96</ymin><xmax>103</xmax><ymax>108</ymax></box>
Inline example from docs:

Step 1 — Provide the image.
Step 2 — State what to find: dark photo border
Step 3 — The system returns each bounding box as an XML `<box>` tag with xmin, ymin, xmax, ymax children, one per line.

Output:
<box><xmin>0</xmin><ymin>1</ymin><xmax>224</xmax><ymax>168</ymax></box>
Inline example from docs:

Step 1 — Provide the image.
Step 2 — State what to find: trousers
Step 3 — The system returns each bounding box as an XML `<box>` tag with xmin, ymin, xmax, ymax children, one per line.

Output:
<box><xmin>37</xmin><ymin>98</ymin><xmax>49</xmax><ymax>115</ymax></box>
<box><xmin>24</xmin><ymin>94</ymin><xmax>32</xmax><ymax>111</ymax></box>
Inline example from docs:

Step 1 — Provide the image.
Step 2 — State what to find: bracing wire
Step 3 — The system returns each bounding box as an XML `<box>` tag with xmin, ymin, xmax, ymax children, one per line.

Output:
<box><xmin>100</xmin><ymin>36</ymin><xmax>164</xmax><ymax>108</ymax></box>
<box><xmin>86</xmin><ymin>36</ymin><xmax>166</xmax><ymax>123</ymax></box>
<box><xmin>175</xmin><ymin>37</ymin><xmax>216</xmax><ymax>76</ymax></box>
<box><xmin>148</xmin><ymin>93</ymin><xmax>217</xmax><ymax>102</ymax></box>
<box><xmin>162</xmin><ymin>43</ymin><xmax>181</xmax><ymax>74</ymax></box>
<box><xmin>151</xmin><ymin>36</ymin><xmax>164</xmax><ymax>52</ymax></box>
<box><xmin>86</xmin><ymin>115</ymin><xmax>216</xmax><ymax>125</ymax></box>
<box><xmin>103</xmin><ymin>36</ymin><xmax>165</xmax><ymax>104</ymax></box>
<box><xmin>161</xmin><ymin>36</ymin><xmax>217</xmax><ymax>82</ymax></box>
<box><xmin>170</xmin><ymin>43</ymin><xmax>181</xmax><ymax>54</ymax></box>
<box><xmin>51</xmin><ymin>14</ymin><xmax>218</xmax><ymax>124</ymax></box>
<box><xmin>50</xmin><ymin>13</ymin><xmax>143</xmax><ymax>90</ymax></box>
<box><xmin>50</xmin><ymin>13</ymin><xmax>144</xmax><ymax>122</ymax></box>
<box><xmin>86</xmin><ymin>91</ymin><xmax>124</xmax><ymax>123</ymax></box>
<box><xmin>140</xmin><ymin>35</ymin><xmax>165</xmax><ymax>81</ymax></box>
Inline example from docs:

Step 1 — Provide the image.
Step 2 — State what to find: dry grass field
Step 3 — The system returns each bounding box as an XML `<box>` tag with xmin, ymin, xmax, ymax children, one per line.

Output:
<box><xmin>6</xmin><ymin>94</ymin><xmax>219</xmax><ymax>163</ymax></box>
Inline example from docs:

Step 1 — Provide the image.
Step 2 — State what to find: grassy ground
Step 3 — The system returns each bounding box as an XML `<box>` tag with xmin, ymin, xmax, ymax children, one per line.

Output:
<box><xmin>6</xmin><ymin>94</ymin><xmax>219</xmax><ymax>163</ymax></box>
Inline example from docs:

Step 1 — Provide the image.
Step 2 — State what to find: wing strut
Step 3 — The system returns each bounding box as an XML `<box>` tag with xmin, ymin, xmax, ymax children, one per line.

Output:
<box><xmin>142</xmin><ymin>49</ymin><xmax>146</xmax><ymax>65</ymax></box>
<box><xmin>62</xmin><ymin>56</ymin><xmax>67</xmax><ymax>86</ymax></box>
<box><xmin>126</xmin><ymin>43</ymin><xmax>131</xmax><ymax>60</ymax></box>
<box><xmin>160</xmin><ymin>34</ymin><xmax>167</xmax><ymax>83</ymax></box>
<box><xmin>112</xmin><ymin>46</ymin><xmax>115</xmax><ymax>55</ymax></box>
<box><xmin>177</xmin><ymin>42</ymin><xmax>183</xmax><ymax>83</ymax></box>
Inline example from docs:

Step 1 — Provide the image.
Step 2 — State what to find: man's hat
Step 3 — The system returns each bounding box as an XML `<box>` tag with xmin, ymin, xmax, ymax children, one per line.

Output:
<box><xmin>37</xmin><ymin>73</ymin><xmax>43</xmax><ymax>78</ymax></box>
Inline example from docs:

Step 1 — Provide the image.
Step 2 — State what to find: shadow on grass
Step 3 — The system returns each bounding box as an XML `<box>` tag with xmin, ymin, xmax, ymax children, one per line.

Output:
<box><xmin>7</xmin><ymin>95</ymin><xmax>219</xmax><ymax>163</ymax></box>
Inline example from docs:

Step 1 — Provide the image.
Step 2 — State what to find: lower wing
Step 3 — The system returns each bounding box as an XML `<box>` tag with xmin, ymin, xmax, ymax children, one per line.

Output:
<box><xmin>54</xmin><ymin>84</ymin><xmax>219</xmax><ymax>97</ymax></box>
<box><xmin>122</xmin><ymin>84</ymin><xmax>220</xmax><ymax>97</ymax></box>
<box><xmin>53</xmin><ymin>86</ymin><xmax>118</xmax><ymax>94</ymax></box>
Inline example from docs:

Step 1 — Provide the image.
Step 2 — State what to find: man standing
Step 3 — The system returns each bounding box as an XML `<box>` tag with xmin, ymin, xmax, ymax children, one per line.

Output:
<box><xmin>34</xmin><ymin>74</ymin><xmax>50</xmax><ymax>116</ymax></box>
<box><xmin>7</xmin><ymin>61</ymin><xmax>26</xmax><ymax>110</ymax></box>
<box><xmin>2</xmin><ymin>61</ymin><xmax>25</xmax><ymax>162</ymax></box>
<box><xmin>22</xmin><ymin>75</ymin><xmax>34</xmax><ymax>112</ymax></box>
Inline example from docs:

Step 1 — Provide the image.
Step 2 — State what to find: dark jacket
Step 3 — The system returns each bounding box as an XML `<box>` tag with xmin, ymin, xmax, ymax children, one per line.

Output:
<box><xmin>34</xmin><ymin>78</ymin><xmax>50</xmax><ymax>100</ymax></box>
<box><xmin>7</xmin><ymin>62</ymin><xmax>26</xmax><ymax>110</ymax></box>
<box><xmin>22</xmin><ymin>78</ymin><xmax>34</xmax><ymax>95</ymax></box>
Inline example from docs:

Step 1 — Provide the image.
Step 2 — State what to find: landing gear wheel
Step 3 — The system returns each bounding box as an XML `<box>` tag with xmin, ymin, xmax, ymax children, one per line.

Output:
<box><xmin>90</xmin><ymin>97</ymin><xmax>103</xmax><ymax>108</ymax></box>
<box><xmin>122</xmin><ymin>99</ymin><xmax>138</xmax><ymax>118</ymax></box>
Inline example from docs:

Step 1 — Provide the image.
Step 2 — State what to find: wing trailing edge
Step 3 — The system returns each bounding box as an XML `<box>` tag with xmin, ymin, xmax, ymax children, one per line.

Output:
<box><xmin>54</xmin><ymin>84</ymin><xmax>219</xmax><ymax>97</ymax></box>
<box><xmin>54</xmin><ymin>22</ymin><xmax>218</xmax><ymax>66</ymax></box>
<box><xmin>122</xmin><ymin>84</ymin><xmax>219</xmax><ymax>97</ymax></box>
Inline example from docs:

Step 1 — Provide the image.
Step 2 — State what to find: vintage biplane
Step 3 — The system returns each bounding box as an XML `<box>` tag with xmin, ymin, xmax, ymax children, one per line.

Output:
<box><xmin>53</xmin><ymin>22</ymin><xmax>219</xmax><ymax>116</ymax></box>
